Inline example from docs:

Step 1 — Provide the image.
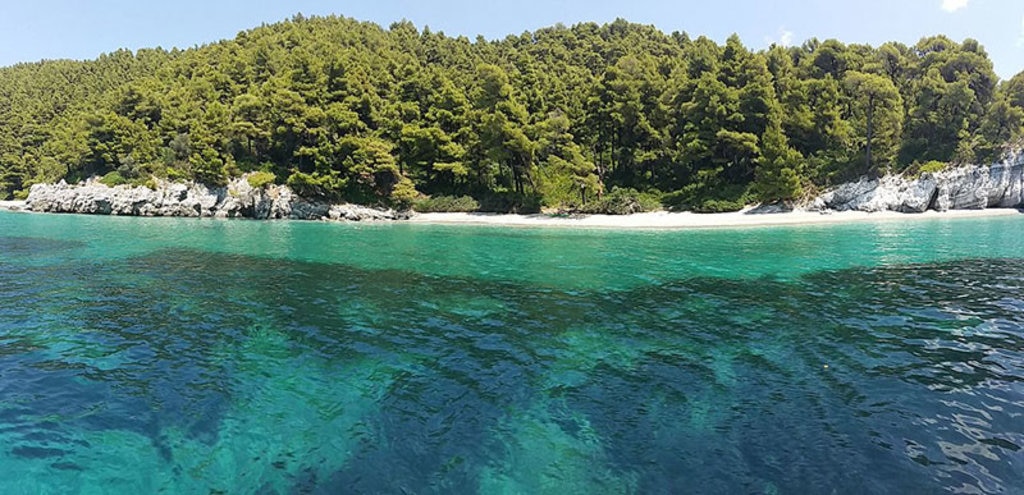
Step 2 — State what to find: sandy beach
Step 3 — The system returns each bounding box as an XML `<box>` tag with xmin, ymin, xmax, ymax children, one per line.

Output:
<box><xmin>5</xmin><ymin>198</ymin><xmax>1022</xmax><ymax>228</ymax></box>
<box><xmin>409</xmin><ymin>207</ymin><xmax>1024</xmax><ymax>229</ymax></box>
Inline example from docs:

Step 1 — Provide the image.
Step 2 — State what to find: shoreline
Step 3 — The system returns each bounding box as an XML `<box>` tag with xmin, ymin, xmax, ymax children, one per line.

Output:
<box><xmin>5</xmin><ymin>200</ymin><xmax>1022</xmax><ymax>229</ymax></box>
<box><xmin>408</xmin><ymin>208</ymin><xmax>1024</xmax><ymax>229</ymax></box>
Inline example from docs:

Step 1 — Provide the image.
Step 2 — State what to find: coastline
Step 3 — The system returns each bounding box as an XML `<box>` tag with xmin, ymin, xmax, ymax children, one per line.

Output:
<box><xmin>408</xmin><ymin>207</ymin><xmax>1024</xmax><ymax>229</ymax></box>
<box><xmin>6</xmin><ymin>198</ymin><xmax>1023</xmax><ymax>230</ymax></box>
<box><xmin>11</xmin><ymin>156</ymin><xmax>1024</xmax><ymax>228</ymax></box>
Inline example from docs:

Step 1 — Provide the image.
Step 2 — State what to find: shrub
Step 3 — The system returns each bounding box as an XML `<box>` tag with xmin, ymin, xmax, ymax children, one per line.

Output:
<box><xmin>99</xmin><ymin>171</ymin><xmax>128</xmax><ymax>187</ymax></box>
<box><xmin>247</xmin><ymin>171</ymin><xmax>277</xmax><ymax>189</ymax></box>
<box><xmin>123</xmin><ymin>176</ymin><xmax>156</xmax><ymax>189</ymax></box>
<box><xmin>478</xmin><ymin>192</ymin><xmax>541</xmax><ymax>214</ymax></box>
<box><xmin>164</xmin><ymin>167</ymin><xmax>188</xmax><ymax>181</ymax></box>
<box><xmin>660</xmin><ymin>189</ymin><xmax>690</xmax><ymax>211</ymax></box>
<box><xmin>918</xmin><ymin>160</ymin><xmax>947</xmax><ymax>176</ymax></box>
<box><xmin>904</xmin><ymin>160</ymin><xmax>949</xmax><ymax>179</ymax></box>
<box><xmin>286</xmin><ymin>171</ymin><xmax>347</xmax><ymax>201</ymax></box>
<box><xmin>694</xmin><ymin>198</ymin><xmax>746</xmax><ymax>213</ymax></box>
<box><xmin>578</xmin><ymin>187</ymin><xmax>662</xmax><ymax>215</ymax></box>
<box><xmin>413</xmin><ymin>195</ymin><xmax>480</xmax><ymax>213</ymax></box>
<box><xmin>389</xmin><ymin>176</ymin><xmax>420</xmax><ymax>210</ymax></box>
<box><xmin>662</xmin><ymin>183</ymin><xmax>752</xmax><ymax>213</ymax></box>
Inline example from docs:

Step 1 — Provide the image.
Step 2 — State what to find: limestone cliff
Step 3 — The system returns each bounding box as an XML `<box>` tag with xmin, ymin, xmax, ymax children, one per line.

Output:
<box><xmin>810</xmin><ymin>152</ymin><xmax>1024</xmax><ymax>213</ymax></box>
<box><xmin>21</xmin><ymin>176</ymin><xmax>408</xmax><ymax>221</ymax></box>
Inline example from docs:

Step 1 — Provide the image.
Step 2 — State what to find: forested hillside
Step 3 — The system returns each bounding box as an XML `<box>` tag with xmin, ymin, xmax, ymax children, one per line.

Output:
<box><xmin>2</xmin><ymin>15</ymin><xmax>1023</xmax><ymax>211</ymax></box>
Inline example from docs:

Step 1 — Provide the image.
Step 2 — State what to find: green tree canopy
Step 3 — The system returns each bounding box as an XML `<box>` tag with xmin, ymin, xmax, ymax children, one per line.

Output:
<box><xmin>0</xmin><ymin>15</ymin><xmax>1020</xmax><ymax>208</ymax></box>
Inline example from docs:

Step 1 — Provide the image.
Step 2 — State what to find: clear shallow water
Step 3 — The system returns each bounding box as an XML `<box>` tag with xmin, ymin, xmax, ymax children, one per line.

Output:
<box><xmin>0</xmin><ymin>211</ymin><xmax>1022</xmax><ymax>494</ymax></box>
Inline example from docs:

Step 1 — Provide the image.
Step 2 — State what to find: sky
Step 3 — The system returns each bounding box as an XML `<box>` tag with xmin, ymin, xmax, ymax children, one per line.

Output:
<box><xmin>1</xmin><ymin>0</ymin><xmax>1023</xmax><ymax>79</ymax></box>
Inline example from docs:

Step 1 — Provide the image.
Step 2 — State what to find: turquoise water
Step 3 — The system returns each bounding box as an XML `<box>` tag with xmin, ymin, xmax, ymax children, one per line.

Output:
<box><xmin>0</xmin><ymin>210</ymin><xmax>1022</xmax><ymax>494</ymax></box>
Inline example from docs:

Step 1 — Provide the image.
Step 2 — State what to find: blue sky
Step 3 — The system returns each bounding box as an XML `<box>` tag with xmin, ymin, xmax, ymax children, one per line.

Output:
<box><xmin>2</xmin><ymin>0</ymin><xmax>1023</xmax><ymax>79</ymax></box>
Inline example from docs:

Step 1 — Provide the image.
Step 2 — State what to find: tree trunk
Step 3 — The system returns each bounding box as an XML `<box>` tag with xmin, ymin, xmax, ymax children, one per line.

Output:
<box><xmin>608</xmin><ymin>134</ymin><xmax>614</xmax><ymax>176</ymax></box>
<box><xmin>866</xmin><ymin>94</ymin><xmax>874</xmax><ymax>172</ymax></box>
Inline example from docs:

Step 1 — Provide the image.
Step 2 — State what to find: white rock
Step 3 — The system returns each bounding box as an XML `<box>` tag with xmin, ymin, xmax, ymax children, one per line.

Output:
<box><xmin>810</xmin><ymin>151</ymin><xmax>1024</xmax><ymax>213</ymax></box>
<box><xmin>24</xmin><ymin>174</ymin><xmax>404</xmax><ymax>222</ymax></box>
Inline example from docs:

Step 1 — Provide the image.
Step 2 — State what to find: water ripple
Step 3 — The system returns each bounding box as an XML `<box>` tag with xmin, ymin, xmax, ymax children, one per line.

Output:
<box><xmin>0</xmin><ymin>240</ymin><xmax>1022</xmax><ymax>493</ymax></box>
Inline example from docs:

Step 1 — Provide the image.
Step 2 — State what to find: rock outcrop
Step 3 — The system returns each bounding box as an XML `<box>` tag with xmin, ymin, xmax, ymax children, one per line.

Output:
<box><xmin>809</xmin><ymin>151</ymin><xmax>1024</xmax><ymax>213</ymax></box>
<box><xmin>24</xmin><ymin>176</ymin><xmax>409</xmax><ymax>221</ymax></box>
<box><xmin>15</xmin><ymin>152</ymin><xmax>1024</xmax><ymax>220</ymax></box>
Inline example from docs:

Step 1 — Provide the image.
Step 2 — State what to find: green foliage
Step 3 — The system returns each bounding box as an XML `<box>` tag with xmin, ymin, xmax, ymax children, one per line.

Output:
<box><xmin>753</xmin><ymin>118</ymin><xmax>805</xmax><ymax>202</ymax></box>
<box><xmin>389</xmin><ymin>176</ymin><xmax>420</xmax><ymax>210</ymax></box>
<box><xmin>478</xmin><ymin>191</ymin><xmax>542</xmax><ymax>214</ymax></box>
<box><xmin>246</xmin><ymin>171</ymin><xmax>277</xmax><ymax>189</ymax></box>
<box><xmin>578</xmin><ymin>188</ymin><xmax>662</xmax><ymax>215</ymax></box>
<box><xmin>99</xmin><ymin>171</ymin><xmax>128</xmax><ymax>187</ymax></box>
<box><xmin>919</xmin><ymin>160</ymin><xmax>948</xmax><ymax>175</ymax></box>
<box><xmin>693</xmin><ymin>198</ymin><xmax>748</xmax><ymax>213</ymax></box>
<box><xmin>844</xmin><ymin>71</ymin><xmax>903</xmax><ymax>173</ymax></box>
<box><xmin>98</xmin><ymin>171</ymin><xmax>161</xmax><ymax>189</ymax></box>
<box><xmin>286</xmin><ymin>171</ymin><xmax>347</xmax><ymax>201</ymax></box>
<box><xmin>662</xmin><ymin>183</ymin><xmax>753</xmax><ymax>213</ymax></box>
<box><xmin>412</xmin><ymin>195</ymin><xmax>481</xmax><ymax>213</ymax></box>
<box><xmin>0</xmin><ymin>15</ymin><xmax>1019</xmax><ymax>210</ymax></box>
<box><xmin>905</xmin><ymin>160</ymin><xmax>949</xmax><ymax>179</ymax></box>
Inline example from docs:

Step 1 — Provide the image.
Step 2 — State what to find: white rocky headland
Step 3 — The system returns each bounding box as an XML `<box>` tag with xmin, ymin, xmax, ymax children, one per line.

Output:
<box><xmin>810</xmin><ymin>151</ymin><xmax>1024</xmax><ymax>213</ymax></box>
<box><xmin>15</xmin><ymin>175</ymin><xmax>407</xmax><ymax>222</ymax></box>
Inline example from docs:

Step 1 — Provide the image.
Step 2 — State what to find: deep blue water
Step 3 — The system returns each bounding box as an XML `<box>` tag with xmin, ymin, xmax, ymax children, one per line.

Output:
<box><xmin>0</xmin><ymin>210</ymin><xmax>1022</xmax><ymax>494</ymax></box>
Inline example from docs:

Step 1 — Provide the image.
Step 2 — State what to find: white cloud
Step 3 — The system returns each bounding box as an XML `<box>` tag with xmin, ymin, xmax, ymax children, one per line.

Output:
<box><xmin>765</xmin><ymin>27</ymin><xmax>794</xmax><ymax>47</ymax></box>
<box><xmin>941</xmin><ymin>0</ymin><xmax>970</xmax><ymax>13</ymax></box>
<box><xmin>779</xmin><ymin>29</ymin><xmax>794</xmax><ymax>47</ymax></box>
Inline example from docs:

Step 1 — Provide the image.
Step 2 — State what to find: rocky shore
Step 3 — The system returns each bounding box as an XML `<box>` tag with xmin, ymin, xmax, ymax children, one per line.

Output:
<box><xmin>4</xmin><ymin>152</ymin><xmax>1024</xmax><ymax>224</ymax></box>
<box><xmin>13</xmin><ymin>176</ymin><xmax>408</xmax><ymax>222</ymax></box>
<box><xmin>810</xmin><ymin>151</ymin><xmax>1024</xmax><ymax>213</ymax></box>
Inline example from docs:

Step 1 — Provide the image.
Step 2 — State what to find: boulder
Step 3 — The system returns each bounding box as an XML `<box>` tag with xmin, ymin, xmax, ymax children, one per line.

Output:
<box><xmin>329</xmin><ymin>204</ymin><xmax>407</xmax><ymax>221</ymax></box>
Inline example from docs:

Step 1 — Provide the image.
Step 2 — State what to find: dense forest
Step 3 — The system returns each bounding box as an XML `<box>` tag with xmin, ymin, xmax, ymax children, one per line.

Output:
<box><xmin>2</xmin><ymin>15</ymin><xmax>1023</xmax><ymax>212</ymax></box>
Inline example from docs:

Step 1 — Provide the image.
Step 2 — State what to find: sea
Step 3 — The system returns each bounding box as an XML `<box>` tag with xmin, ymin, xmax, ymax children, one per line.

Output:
<box><xmin>0</xmin><ymin>210</ymin><xmax>1022</xmax><ymax>494</ymax></box>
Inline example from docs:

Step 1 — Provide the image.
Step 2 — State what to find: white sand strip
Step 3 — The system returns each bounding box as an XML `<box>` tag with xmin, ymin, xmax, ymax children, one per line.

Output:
<box><xmin>409</xmin><ymin>208</ymin><xmax>1023</xmax><ymax>229</ymax></box>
